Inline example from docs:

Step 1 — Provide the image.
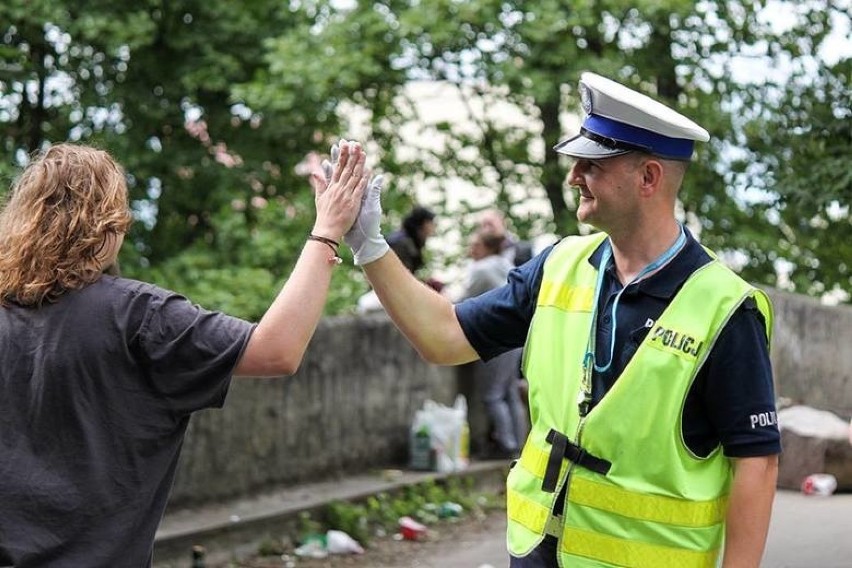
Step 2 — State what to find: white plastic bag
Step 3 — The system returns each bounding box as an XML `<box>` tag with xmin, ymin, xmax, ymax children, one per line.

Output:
<box><xmin>409</xmin><ymin>395</ymin><xmax>469</xmax><ymax>472</ymax></box>
<box><xmin>326</xmin><ymin>530</ymin><xmax>364</xmax><ymax>554</ymax></box>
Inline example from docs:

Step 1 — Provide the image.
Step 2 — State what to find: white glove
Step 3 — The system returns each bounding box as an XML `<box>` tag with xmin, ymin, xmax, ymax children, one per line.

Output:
<box><xmin>322</xmin><ymin>140</ymin><xmax>390</xmax><ymax>266</ymax></box>
<box><xmin>345</xmin><ymin>174</ymin><xmax>389</xmax><ymax>265</ymax></box>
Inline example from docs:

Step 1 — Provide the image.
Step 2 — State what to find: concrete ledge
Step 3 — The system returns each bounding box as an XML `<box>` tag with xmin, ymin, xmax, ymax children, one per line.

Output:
<box><xmin>153</xmin><ymin>460</ymin><xmax>510</xmax><ymax>567</ymax></box>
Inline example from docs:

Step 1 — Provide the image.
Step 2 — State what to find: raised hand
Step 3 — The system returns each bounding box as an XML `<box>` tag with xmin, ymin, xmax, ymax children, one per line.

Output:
<box><xmin>322</xmin><ymin>139</ymin><xmax>390</xmax><ymax>266</ymax></box>
<box><xmin>309</xmin><ymin>141</ymin><xmax>369</xmax><ymax>242</ymax></box>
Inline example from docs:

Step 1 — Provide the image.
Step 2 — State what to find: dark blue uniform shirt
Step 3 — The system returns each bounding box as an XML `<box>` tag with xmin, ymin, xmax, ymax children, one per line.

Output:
<box><xmin>455</xmin><ymin>230</ymin><xmax>781</xmax><ymax>458</ymax></box>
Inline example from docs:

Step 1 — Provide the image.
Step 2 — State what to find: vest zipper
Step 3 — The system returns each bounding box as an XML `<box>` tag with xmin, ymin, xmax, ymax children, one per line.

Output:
<box><xmin>561</xmin><ymin>417</ymin><xmax>588</xmax><ymax>516</ymax></box>
<box><xmin>576</xmin><ymin>417</ymin><xmax>587</xmax><ymax>442</ymax></box>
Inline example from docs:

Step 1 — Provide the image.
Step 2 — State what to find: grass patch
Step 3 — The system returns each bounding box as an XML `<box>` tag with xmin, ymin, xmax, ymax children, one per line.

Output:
<box><xmin>296</xmin><ymin>476</ymin><xmax>502</xmax><ymax>548</ymax></box>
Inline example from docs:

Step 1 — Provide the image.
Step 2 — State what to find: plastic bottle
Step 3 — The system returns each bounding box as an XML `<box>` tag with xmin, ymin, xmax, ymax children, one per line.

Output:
<box><xmin>294</xmin><ymin>534</ymin><xmax>329</xmax><ymax>558</ymax></box>
<box><xmin>438</xmin><ymin>501</ymin><xmax>463</xmax><ymax>518</ymax></box>
<box><xmin>459</xmin><ymin>421</ymin><xmax>470</xmax><ymax>466</ymax></box>
<box><xmin>191</xmin><ymin>545</ymin><xmax>206</xmax><ymax>568</ymax></box>
<box><xmin>410</xmin><ymin>426</ymin><xmax>434</xmax><ymax>471</ymax></box>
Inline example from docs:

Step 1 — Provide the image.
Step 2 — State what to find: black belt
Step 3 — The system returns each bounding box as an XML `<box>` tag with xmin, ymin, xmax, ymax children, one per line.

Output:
<box><xmin>542</xmin><ymin>429</ymin><xmax>612</xmax><ymax>493</ymax></box>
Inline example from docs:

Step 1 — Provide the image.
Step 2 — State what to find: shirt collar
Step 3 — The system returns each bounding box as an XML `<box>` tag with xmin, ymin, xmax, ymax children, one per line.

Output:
<box><xmin>586</xmin><ymin>227</ymin><xmax>712</xmax><ymax>299</ymax></box>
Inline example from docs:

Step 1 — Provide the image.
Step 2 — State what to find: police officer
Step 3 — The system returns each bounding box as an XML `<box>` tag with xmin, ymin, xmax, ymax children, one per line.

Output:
<box><xmin>337</xmin><ymin>71</ymin><xmax>780</xmax><ymax>567</ymax></box>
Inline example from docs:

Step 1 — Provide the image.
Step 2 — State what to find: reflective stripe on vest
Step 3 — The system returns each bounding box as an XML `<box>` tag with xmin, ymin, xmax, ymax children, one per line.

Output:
<box><xmin>519</xmin><ymin>444</ymin><xmax>728</xmax><ymax>526</ymax></box>
<box><xmin>561</xmin><ymin>527</ymin><xmax>719</xmax><ymax>568</ymax></box>
<box><xmin>509</xmin><ymin>486</ymin><xmax>722</xmax><ymax>567</ymax></box>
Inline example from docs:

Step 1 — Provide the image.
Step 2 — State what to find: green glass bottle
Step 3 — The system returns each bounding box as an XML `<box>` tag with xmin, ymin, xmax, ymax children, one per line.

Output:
<box><xmin>191</xmin><ymin>545</ymin><xmax>206</xmax><ymax>568</ymax></box>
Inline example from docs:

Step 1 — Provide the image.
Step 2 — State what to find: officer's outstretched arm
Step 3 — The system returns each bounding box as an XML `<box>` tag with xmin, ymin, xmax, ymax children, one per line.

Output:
<box><xmin>339</xmin><ymin>167</ymin><xmax>478</xmax><ymax>366</ymax></box>
<box><xmin>362</xmin><ymin>252</ymin><xmax>479</xmax><ymax>365</ymax></box>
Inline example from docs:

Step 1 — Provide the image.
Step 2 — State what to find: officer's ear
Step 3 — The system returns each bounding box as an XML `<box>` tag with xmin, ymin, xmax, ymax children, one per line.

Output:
<box><xmin>636</xmin><ymin>157</ymin><xmax>664</xmax><ymax>198</ymax></box>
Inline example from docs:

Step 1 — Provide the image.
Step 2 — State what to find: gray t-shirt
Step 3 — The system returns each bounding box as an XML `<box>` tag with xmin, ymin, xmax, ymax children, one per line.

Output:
<box><xmin>459</xmin><ymin>254</ymin><xmax>514</xmax><ymax>301</ymax></box>
<box><xmin>0</xmin><ymin>276</ymin><xmax>254</xmax><ymax>567</ymax></box>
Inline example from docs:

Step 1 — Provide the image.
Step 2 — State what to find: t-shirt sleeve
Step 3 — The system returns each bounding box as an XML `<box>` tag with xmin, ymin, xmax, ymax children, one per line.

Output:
<box><xmin>454</xmin><ymin>245</ymin><xmax>552</xmax><ymax>361</ymax></box>
<box><xmin>700</xmin><ymin>298</ymin><xmax>781</xmax><ymax>458</ymax></box>
<box><xmin>128</xmin><ymin>286</ymin><xmax>255</xmax><ymax>415</ymax></box>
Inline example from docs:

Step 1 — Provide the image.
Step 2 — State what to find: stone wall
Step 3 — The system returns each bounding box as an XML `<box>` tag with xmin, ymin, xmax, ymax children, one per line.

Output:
<box><xmin>168</xmin><ymin>313</ymin><xmax>457</xmax><ymax>509</ymax></box>
<box><xmin>168</xmin><ymin>288</ymin><xmax>851</xmax><ymax>508</ymax></box>
<box><xmin>768</xmin><ymin>289</ymin><xmax>852</xmax><ymax>420</ymax></box>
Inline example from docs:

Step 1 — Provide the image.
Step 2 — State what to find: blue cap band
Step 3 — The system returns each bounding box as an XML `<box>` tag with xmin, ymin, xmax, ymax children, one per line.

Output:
<box><xmin>583</xmin><ymin>115</ymin><xmax>695</xmax><ymax>160</ymax></box>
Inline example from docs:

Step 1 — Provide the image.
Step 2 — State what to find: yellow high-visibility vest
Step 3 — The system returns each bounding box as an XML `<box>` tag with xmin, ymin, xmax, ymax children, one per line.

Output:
<box><xmin>507</xmin><ymin>233</ymin><xmax>773</xmax><ymax>567</ymax></box>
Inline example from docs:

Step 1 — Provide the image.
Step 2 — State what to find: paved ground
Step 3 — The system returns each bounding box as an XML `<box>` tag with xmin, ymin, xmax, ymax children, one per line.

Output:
<box><xmin>763</xmin><ymin>490</ymin><xmax>852</xmax><ymax>568</ymax></box>
<box><xmin>402</xmin><ymin>490</ymin><xmax>852</xmax><ymax>568</ymax></box>
<box><xmin>411</xmin><ymin>489</ymin><xmax>852</xmax><ymax>568</ymax></box>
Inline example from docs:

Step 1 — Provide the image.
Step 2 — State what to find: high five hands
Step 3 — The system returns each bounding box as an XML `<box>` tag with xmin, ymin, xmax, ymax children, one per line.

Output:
<box><xmin>321</xmin><ymin>139</ymin><xmax>389</xmax><ymax>266</ymax></box>
<box><xmin>308</xmin><ymin>141</ymin><xmax>370</xmax><ymax>243</ymax></box>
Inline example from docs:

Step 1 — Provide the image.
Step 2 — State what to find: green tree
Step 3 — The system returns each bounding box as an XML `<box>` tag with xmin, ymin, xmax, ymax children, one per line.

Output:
<box><xmin>0</xmin><ymin>1</ymin><xmax>127</xmax><ymax>178</ymax></box>
<box><xmin>249</xmin><ymin>0</ymin><xmax>849</xmax><ymax>300</ymax></box>
<box><xmin>1</xmin><ymin>0</ymin><xmax>368</xmax><ymax>318</ymax></box>
<box><xmin>3</xmin><ymin>0</ymin><xmax>849</xmax><ymax>314</ymax></box>
<box><xmin>737</xmin><ymin>42</ymin><xmax>851</xmax><ymax>297</ymax></box>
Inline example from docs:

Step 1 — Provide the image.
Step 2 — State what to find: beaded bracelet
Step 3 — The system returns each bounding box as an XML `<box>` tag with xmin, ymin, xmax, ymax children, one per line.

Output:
<box><xmin>308</xmin><ymin>234</ymin><xmax>343</xmax><ymax>265</ymax></box>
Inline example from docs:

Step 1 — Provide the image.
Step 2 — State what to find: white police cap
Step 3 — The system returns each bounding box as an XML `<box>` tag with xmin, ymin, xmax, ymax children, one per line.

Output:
<box><xmin>554</xmin><ymin>72</ymin><xmax>710</xmax><ymax>161</ymax></box>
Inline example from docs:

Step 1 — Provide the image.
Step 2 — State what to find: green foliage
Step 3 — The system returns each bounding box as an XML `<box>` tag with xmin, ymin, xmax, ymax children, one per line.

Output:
<box><xmin>296</xmin><ymin>510</ymin><xmax>324</xmax><ymax>544</ymax></box>
<box><xmin>1</xmin><ymin>0</ymin><xmax>370</xmax><ymax>318</ymax></box>
<box><xmin>286</xmin><ymin>0</ymin><xmax>848</xmax><ymax>300</ymax></box>
<box><xmin>326</xmin><ymin>500</ymin><xmax>372</xmax><ymax>545</ymax></box>
<box><xmin>736</xmin><ymin>54</ymin><xmax>851</xmax><ymax>297</ymax></box>
<box><xmin>1</xmin><ymin>0</ymin><xmax>849</xmax><ymax>308</ymax></box>
<box><xmin>319</xmin><ymin>476</ymin><xmax>500</xmax><ymax>547</ymax></box>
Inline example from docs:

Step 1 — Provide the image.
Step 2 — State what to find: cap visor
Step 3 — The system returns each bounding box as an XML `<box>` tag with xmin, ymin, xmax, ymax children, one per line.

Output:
<box><xmin>553</xmin><ymin>134</ymin><xmax>630</xmax><ymax>159</ymax></box>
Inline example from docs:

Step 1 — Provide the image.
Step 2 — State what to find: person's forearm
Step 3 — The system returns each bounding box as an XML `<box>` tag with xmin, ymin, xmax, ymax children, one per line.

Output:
<box><xmin>234</xmin><ymin>239</ymin><xmax>339</xmax><ymax>377</ymax></box>
<box><xmin>234</xmin><ymin>140</ymin><xmax>366</xmax><ymax>377</ymax></box>
<box><xmin>363</xmin><ymin>252</ymin><xmax>478</xmax><ymax>365</ymax></box>
<box><xmin>722</xmin><ymin>455</ymin><xmax>779</xmax><ymax>568</ymax></box>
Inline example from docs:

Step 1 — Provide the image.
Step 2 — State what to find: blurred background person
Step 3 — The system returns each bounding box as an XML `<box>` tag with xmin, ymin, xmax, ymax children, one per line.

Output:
<box><xmin>477</xmin><ymin>208</ymin><xmax>534</xmax><ymax>268</ymax></box>
<box><xmin>387</xmin><ymin>205</ymin><xmax>443</xmax><ymax>291</ymax></box>
<box><xmin>458</xmin><ymin>229</ymin><xmax>528</xmax><ymax>459</ymax></box>
<box><xmin>359</xmin><ymin>204</ymin><xmax>439</xmax><ymax>311</ymax></box>
<box><xmin>477</xmin><ymin>208</ymin><xmax>536</xmax><ymax>412</ymax></box>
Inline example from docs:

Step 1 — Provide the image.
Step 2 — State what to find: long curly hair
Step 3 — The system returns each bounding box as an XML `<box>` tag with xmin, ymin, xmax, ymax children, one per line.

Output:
<box><xmin>0</xmin><ymin>143</ymin><xmax>132</xmax><ymax>306</ymax></box>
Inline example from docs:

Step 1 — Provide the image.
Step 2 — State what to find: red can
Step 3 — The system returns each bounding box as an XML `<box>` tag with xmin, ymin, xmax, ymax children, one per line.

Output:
<box><xmin>398</xmin><ymin>516</ymin><xmax>428</xmax><ymax>541</ymax></box>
